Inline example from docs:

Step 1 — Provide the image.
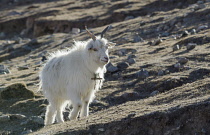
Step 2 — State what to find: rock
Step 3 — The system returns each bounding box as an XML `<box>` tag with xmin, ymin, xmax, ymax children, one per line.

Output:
<box><xmin>117</xmin><ymin>62</ymin><xmax>129</xmax><ymax>69</ymax></box>
<box><xmin>117</xmin><ymin>50</ymin><xmax>126</xmax><ymax>56</ymax></box>
<box><xmin>161</xmin><ymin>32</ymin><xmax>170</xmax><ymax>37</ymax></box>
<box><xmin>106</xmin><ymin>63</ymin><xmax>119</xmax><ymax>73</ymax></box>
<box><xmin>127</xmin><ymin>58</ymin><xmax>136</xmax><ymax>65</ymax></box>
<box><xmin>35</xmin><ymin>61</ymin><xmax>42</xmax><ymax>65</ymax></box>
<box><xmin>122</xmin><ymin>92</ymin><xmax>140</xmax><ymax>100</ymax></box>
<box><xmin>98</xmin><ymin>128</ymin><xmax>105</xmax><ymax>132</ymax></box>
<box><xmin>7</xmin><ymin>11</ymin><xmax>21</xmax><ymax>16</ymax></box>
<box><xmin>173</xmin><ymin>45</ymin><xmax>180</xmax><ymax>51</ymax></box>
<box><xmin>17</xmin><ymin>66</ymin><xmax>29</xmax><ymax>71</ymax></box>
<box><xmin>174</xmin><ymin>63</ymin><xmax>183</xmax><ymax>69</ymax></box>
<box><xmin>181</xmin><ymin>30</ymin><xmax>190</xmax><ymax>38</ymax></box>
<box><xmin>0</xmin><ymin>115</ymin><xmax>10</xmax><ymax>122</ymax></box>
<box><xmin>198</xmin><ymin>4</ymin><xmax>206</xmax><ymax>9</ymax></box>
<box><xmin>29</xmin><ymin>38</ymin><xmax>39</xmax><ymax>45</ymax></box>
<box><xmin>133</xmin><ymin>34</ymin><xmax>143</xmax><ymax>43</ymax></box>
<box><xmin>150</xmin><ymin>90</ymin><xmax>159</xmax><ymax>96</ymax></box>
<box><xmin>164</xmin><ymin>70</ymin><xmax>170</xmax><ymax>74</ymax></box>
<box><xmin>1</xmin><ymin>83</ymin><xmax>35</xmax><ymax>100</ymax></box>
<box><xmin>0</xmin><ymin>65</ymin><xmax>10</xmax><ymax>74</ymax></box>
<box><xmin>158</xmin><ymin>70</ymin><xmax>164</xmax><ymax>76</ymax></box>
<box><xmin>124</xmin><ymin>16</ymin><xmax>134</xmax><ymax>20</ymax></box>
<box><xmin>191</xmin><ymin>29</ymin><xmax>196</xmax><ymax>34</ymax></box>
<box><xmin>21</xmin><ymin>130</ymin><xmax>32</xmax><ymax>135</ymax></box>
<box><xmin>0</xmin><ymin>32</ymin><xmax>5</xmax><ymax>39</ymax></box>
<box><xmin>197</xmin><ymin>0</ymin><xmax>204</xmax><ymax>4</ymax></box>
<box><xmin>30</xmin><ymin>116</ymin><xmax>44</xmax><ymax>125</ymax></box>
<box><xmin>178</xmin><ymin>57</ymin><xmax>189</xmax><ymax>64</ymax></box>
<box><xmin>72</xmin><ymin>28</ymin><xmax>80</xmax><ymax>34</ymax></box>
<box><xmin>117</xmin><ymin>38</ymin><xmax>129</xmax><ymax>45</ymax></box>
<box><xmin>14</xmin><ymin>37</ymin><xmax>22</xmax><ymax>44</ymax></box>
<box><xmin>140</xmin><ymin>21</ymin><xmax>146</xmax><ymax>26</ymax></box>
<box><xmin>136</xmin><ymin>69</ymin><xmax>149</xmax><ymax>79</ymax></box>
<box><xmin>151</xmin><ymin>39</ymin><xmax>163</xmax><ymax>46</ymax></box>
<box><xmin>127</xmin><ymin>54</ymin><xmax>136</xmax><ymax>59</ymax></box>
<box><xmin>22</xmin><ymin>45</ymin><xmax>33</xmax><ymax>51</ymax></box>
<box><xmin>186</xmin><ymin>43</ymin><xmax>196</xmax><ymax>50</ymax></box>
<box><xmin>10</xmin><ymin>114</ymin><xmax>26</xmax><ymax>120</ymax></box>
<box><xmin>197</xmin><ymin>25</ymin><xmax>208</xmax><ymax>31</ymax></box>
<box><xmin>192</xmin><ymin>3</ymin><xmax>205</xmax><ymax>10</ymax></box>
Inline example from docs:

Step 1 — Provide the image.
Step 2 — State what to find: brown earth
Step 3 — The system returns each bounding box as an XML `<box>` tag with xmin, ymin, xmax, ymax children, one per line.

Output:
<box><xmin>0</xmin><ymin>0</ymin><xmax>210</xmax><ymax>135</ymax></box>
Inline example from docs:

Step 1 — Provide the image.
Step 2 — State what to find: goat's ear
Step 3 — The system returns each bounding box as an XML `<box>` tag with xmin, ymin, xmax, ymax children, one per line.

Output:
<box><xmin>107</xmin><ymin>42</ymin><xmax>116</xmax><ymax>48</ymax></box>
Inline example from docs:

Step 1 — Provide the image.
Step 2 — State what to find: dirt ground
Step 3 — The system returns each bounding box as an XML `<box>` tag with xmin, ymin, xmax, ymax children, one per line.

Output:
<box><xmin>0</xmin><ymin>0</ymin><xmax>210</xmax><ymax>135</ymax></box>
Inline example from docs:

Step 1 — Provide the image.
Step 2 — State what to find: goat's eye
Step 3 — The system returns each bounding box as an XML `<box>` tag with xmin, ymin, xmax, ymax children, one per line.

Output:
<box><xmin>93</xmin><ymin>48</ymin><xmax>98</xmax><ymax>51</ymax></box>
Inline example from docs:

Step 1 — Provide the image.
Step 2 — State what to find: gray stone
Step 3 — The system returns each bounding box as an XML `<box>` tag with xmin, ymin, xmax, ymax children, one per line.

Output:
<box><xmin>29</xmin><ymin>38</ymin><xmax>39</xmax><ymax>45</ymax></box>
<box><xmin>127</xmin><ymin>58</ymin><xmax>136</xmax><ymax>65</ymax></box>
<box><xmin>161</xmin><ymin>32</ymin><xmax>170</xmax><ymax>37</ymax></box>
<box><xmin>0</xmin><ymin>32</ymin><xmax>5</xmax><ymax>38</ymax></box>
<box><xmin>197</xmin><ymin>0</ymin><xmax>204</xmax><ymax>4</ymax></box>
<box><xmin>122</xmin><ymin>92</ymin><xmax>140</xmax><ymax>100</ymax></box>
<box><xmin>106</xmin><ymin>63</ymin><xmax>119</xmax><ymax>73</ymax></box>
<box><xmin>125</xmin><ymin>16</ymin><xmax>134</xmax><ymax>20</ymax></box>
<box><xmin>127</xmin><ymin>54</ymin><xmax>137</xmax><ymax>59</ymax></box>
<box><xmin>191</xmin><ymin>29</ymin><xmax>196</xmax><ymax>34</ymax></box>
<box><xmin>136</xmin><ymin>69</ymin><xmax>149</xmax><ymax>79</ymax></box>
<box><xmin>178</xmin><ymin>57</ymin><xmax>189</xmax><ymax>64</ymax></box>
<box><xmin>117</xmin><ymin>62</ymin><xmax>129</xmax><ymax>69</ymax></box>
<box><xmin>10</xmin><ymin>114</ymin><xmax>26</xmax><ymax>120</ymax></box>
<box><xmin>150</xmin><ymin>90</ymin><xmax>159</xmax><ymax>96</ymax></box>
<box><xmin>72</xmin><ymin>28</ymin><xmax>80</xmax><ymax>34</ymax></box>
<box><xmin>0</xmin><ymin>65</ymin><xmax>10</xmax><ymax>74</ymax></box>
<box><xmin>7</xmin><ymin>11</ymin><xmax>21</xmax><ymax>16</ymax></box>
<box><xmin>98</xmin><ymin>128</ymin><xmax>105</xmax><ymax>132</ymax></box>
<box><xmin>158</xmin><ymin>70</ymin><xmax>164</xmax><ymax>76</ymax></box>
<box><xmin>117</xmin><ymin>50</ymin><xmax>126</xmax><ymax>56</ymax></box>
<box><xmin>181</xmin><ymin>30</ymin><xmax>190</xmax><ymax>37</ymax></box>
<box><xmin>133</xmin><ymin>34</ymin><xmax>143</xmax><ymax>43</ymax></box>
<box><xmin>21</xmin><ymin>130</ymin><xmax>32</xmax><ymax>135</ymax></box>
<box><xmin>30</xmin><ymin>116</ymin><xmax>44</xmax><ymax>125</ymax></box>
<box><xmin>173</xmin><ymin>45</ymin><xmax>180</xmax><ymax>51</ymax></box>
<box><xmin>198</xmin><ymin>4</ymin><xmax>206</xmax><ymax>9</ymax></box>
<box><xmin>174</xmin><ymin>63</ymin><xmax>183</xmax><ymax>69</ymax></box>
<box><xmin>152</xmin><ymin>39</ymin><xmax>163</xmax><ymax>46</ymax></box>
<box><xmin>164</xmin><ymin>70</ymin><xmax>170</xmax><ymax>74</ymax></box>
<box><xmin>17</xmin><ymin>66</ymin><xmax>29</xmax><ymax>71</ymax></box>
<box><xmin>14</xmin><ymin>37</ymin><xmax>22</xmax><ymax>44</ymax></box>
<box><xmin>0</xmin><ymin>115</ymin><xmax>10</xmax><ymax>122</ymax></box>
<box><xmin>197</xmin><ymin>25</ymin><xmax>208</xmax><ymax>31</ymax></box>
<box><xmin>187</xmin><ymin>43</ymin><xmax>196</xmax><ymax>50</ymax></box>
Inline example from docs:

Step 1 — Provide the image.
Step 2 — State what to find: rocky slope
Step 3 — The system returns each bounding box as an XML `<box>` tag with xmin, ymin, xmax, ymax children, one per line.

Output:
<box><xmin>0</xmin><ymin>0</ymin><xmax>210</xmax><ymax>134</ymax></box>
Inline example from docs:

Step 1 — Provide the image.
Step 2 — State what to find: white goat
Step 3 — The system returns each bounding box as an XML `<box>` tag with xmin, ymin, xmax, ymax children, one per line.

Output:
<box><xmin>39</xmin><ymin>26</ymin><xmax>116</xmax><ymax>126</ymax></box>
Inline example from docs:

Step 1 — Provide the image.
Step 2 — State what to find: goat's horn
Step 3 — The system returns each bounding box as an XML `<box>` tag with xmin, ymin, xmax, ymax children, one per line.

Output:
<box><xmin>85</xmin><ymin>26</ymin><xmax>96</xmax><ymax>41</ymax></box>
<box><xmin>101</xmin><ymin>25</ymin><xmax>110</xmax><ymax>39</ymax></box>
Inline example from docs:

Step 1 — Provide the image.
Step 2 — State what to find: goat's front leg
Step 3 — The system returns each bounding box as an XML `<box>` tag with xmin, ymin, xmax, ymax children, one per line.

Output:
<box><xmin>80</xmin><ymin>92</ymin><xmax>94</xmax><ymax>118</ymax></box>
<box><xmin>80</xmin><ymin>100</ymin><xmax>89</xmax><ymax>117</ymax></box>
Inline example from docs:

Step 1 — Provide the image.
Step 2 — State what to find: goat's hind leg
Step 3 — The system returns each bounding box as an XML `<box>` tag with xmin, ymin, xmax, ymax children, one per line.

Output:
<box><xmin>55</xmin><ymin>100</ymin><xmax>65</xmax><ymax>124</ymax></box>
<box><xmin>45</xmin><ymin>104</ymin><xmax>57</xmax><ymax>126</ymax></box>
<box><xmin>80</xmin><ymin>100</ymin><xmax>89</xmax><ymax>118</ymax></box>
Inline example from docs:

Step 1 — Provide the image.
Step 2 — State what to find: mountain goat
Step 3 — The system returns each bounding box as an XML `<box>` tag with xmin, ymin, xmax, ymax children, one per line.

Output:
<box><xmin>39</xmin><ymin>26</ymin><xmax>116</xmax><ymax>126</ymax></box>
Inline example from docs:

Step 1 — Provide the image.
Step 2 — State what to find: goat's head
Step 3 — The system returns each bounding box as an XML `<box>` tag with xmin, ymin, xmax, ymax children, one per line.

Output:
<box><xmin>86</xmin><ymin>26</ymin><xmax>116</xmax><ymax>66</ymax></box>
